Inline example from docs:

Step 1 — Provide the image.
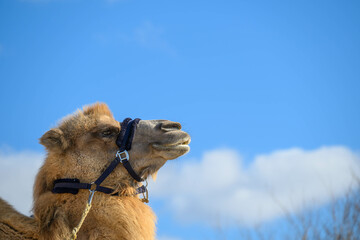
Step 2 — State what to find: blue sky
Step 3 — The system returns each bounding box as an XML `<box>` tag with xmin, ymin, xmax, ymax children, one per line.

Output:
<box><xmin>0</xmin><ymin>0</ymin><xmax>360</xmax><ymax>239</ymax></box>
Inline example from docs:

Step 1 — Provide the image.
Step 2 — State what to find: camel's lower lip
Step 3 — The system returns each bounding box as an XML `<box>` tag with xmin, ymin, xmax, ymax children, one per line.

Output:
<box><xmin>152</xmin><ymin>143</ymin><xmax>190</xmax><ymax>152</ymax></box>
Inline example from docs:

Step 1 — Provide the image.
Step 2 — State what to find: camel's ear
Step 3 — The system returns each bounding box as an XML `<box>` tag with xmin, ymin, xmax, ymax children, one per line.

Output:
<box><xmin>40</xmin><ymin>128</ymin><xmax>69</xmax><ymax>151</ymax></box>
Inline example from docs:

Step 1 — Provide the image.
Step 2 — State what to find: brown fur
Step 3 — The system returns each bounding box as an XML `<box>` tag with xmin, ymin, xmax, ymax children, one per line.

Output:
<box><xmin>0</xmin><ymin>198</ymin><xmax>38</xmax><ymax>239</ymax></box>
<box><xmin>0</xmin><ymin>103</ymin><xmax>190</xmax><ymax>240</ymax></box>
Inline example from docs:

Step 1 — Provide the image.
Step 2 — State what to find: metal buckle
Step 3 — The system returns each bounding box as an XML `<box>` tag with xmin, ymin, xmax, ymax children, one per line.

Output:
<box><xmin>140</xmin><ymin>180</ymin><xmax>149</xmax><ymax>203</ymax></box>
<box><xmin>141</xmin><ymin>186</ymin><xmax>149</xmax><ymax>203</ymax></box>
<box><xmin>89</xmin><ymin>182</ymin><xmax>97</xmax><ymax>191</ymax></box>
<box><xmin>116</xmin><ymin>150</ymin><xmax>129</xmax><ymax>163</ymax></box>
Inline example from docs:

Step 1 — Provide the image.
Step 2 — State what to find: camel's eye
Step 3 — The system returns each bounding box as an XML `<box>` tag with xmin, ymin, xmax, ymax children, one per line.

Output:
<box><xmin>101</xmin><ymin>130</ymin><xmax>113</xmax><ymax>137</ymax></box>
<box><xmin>96</xmin><ymin>126</ymin><xmax>119</xmax><ymax>138</ymax></box>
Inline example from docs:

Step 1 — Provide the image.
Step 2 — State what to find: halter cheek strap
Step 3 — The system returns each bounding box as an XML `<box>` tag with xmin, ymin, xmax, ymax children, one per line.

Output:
<box><xmin>115</xmin><ymin>118</ymin><xmax>143</xmax><ymax>182</ymax></box>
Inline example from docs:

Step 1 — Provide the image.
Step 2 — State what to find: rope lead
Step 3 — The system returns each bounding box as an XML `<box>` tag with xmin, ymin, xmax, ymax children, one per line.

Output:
<box><xmin>70</xmin><ymin>190</ymin><xmax>95</xmax><ymax>240</ymax></box>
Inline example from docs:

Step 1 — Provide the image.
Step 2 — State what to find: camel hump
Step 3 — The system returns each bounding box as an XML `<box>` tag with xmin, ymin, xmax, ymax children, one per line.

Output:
<box><xmin>0</xmin><ymin>197</ymin><xmax>38</xmax><ymax>240</ymax></box>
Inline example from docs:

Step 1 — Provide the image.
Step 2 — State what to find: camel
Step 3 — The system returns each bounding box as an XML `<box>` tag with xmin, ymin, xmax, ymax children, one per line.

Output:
<box><xmin>0</xmin><ymin>103</ymin><xmax>191</xmax><ymax>240</ymax></box>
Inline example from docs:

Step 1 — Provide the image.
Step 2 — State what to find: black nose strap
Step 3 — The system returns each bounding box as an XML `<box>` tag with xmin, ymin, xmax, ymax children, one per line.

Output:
<box><xmin>116</xmin><ymin>118</ymin><xmax>141</xmax><ymax>152</ymax></box>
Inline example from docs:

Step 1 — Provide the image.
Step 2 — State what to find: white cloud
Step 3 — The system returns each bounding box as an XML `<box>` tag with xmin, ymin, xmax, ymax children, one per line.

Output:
<box><xmin>150</xmin><ymin>146</ymin><xmax>360</xmax><ymax>226</ymax></box>
<box><xmin>0</xmin><ymin>148</ymin><xmax>43</xmax><ymax>215</ymax></box>
<box><xmin>1</xmin><ymin>145</ymin><xmax>359</xmax><ymax>227</ymax></box>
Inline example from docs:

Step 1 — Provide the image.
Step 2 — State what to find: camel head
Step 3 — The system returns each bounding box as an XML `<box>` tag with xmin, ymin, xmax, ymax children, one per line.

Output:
<box><xmin>37</xmin><ymin>103</ymin><xmax>190</xmax><ymax>196</ymax></box>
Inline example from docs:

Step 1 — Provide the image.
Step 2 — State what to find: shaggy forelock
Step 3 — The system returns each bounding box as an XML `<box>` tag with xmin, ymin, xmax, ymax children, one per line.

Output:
<box><xmin>57</xmin><ymin>103</ymin><xmax>114</xmax><ymax>143</ymax></box>
<box><xmin>83</xmin><ymin>103</ymin><xmax>113</xmax><ymax>117</ymax></box>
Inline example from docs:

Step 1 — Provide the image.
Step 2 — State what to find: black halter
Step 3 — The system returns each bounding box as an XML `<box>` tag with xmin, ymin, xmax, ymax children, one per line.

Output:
<box><xmin>115</xmin><ymin>118</ymin><xmax>143</xmax><ymax>182</ymax></box>
<box><xmin>52</xmin><ymin>118</ymin><xmax>146</xmax><ymax>197</ymax></box>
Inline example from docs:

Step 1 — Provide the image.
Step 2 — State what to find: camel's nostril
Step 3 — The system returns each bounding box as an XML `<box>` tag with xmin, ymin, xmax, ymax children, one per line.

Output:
<box><xmin>161</xmin><ymin>121</ymin><xmax>182</xmax><ymax>131</ymax></box>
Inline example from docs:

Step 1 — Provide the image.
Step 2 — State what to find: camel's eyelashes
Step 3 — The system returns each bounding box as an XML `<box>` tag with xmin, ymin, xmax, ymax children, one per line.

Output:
<box><xmin>99</xmin><ymin>127</ymin><xmax>119</xmax><ymax>138</ymax></box>
<box><xmin>92</xmin><ymin>125</ymin><xmax>119</xmax><ymax>138</ymax></box>
<box><xmin>101</xmin><ymin>130</ymin><xmax>114</xmax><ymax>137</ymax></box>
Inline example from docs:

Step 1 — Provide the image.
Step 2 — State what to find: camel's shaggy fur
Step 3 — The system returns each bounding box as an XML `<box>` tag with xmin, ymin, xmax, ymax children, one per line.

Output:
<box><xmin>0</xmin><ymin>103</ymin><xmax>190</xmax><ymax>240</ymax></box>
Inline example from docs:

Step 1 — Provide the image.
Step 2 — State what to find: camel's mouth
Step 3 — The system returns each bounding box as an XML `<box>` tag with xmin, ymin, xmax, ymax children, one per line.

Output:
<box><xmin>151</xmin><ymin>137</ymin><xmax>191</xmax><ymax>157</ymax></box>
